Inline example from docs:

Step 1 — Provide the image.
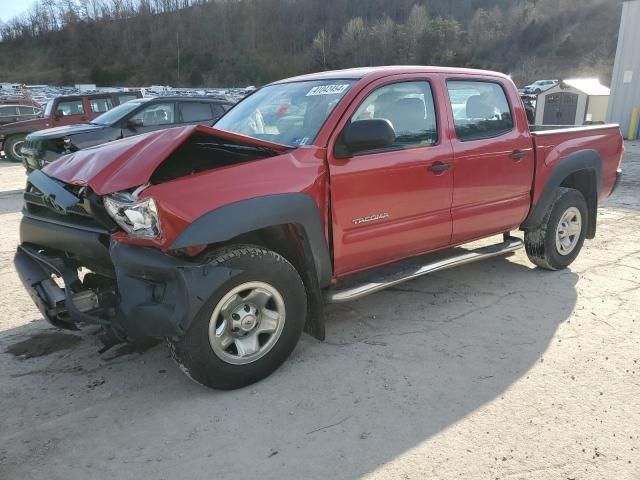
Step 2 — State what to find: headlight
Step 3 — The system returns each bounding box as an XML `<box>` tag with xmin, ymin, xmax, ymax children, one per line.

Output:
<box><xmin>104</xmin><ymin>192</ymin><xmax>161</xmax><ymax>239</ymax></box>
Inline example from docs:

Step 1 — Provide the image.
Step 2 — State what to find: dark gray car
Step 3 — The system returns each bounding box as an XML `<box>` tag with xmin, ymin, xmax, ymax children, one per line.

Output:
<box><xmin>22</xmin><ymin>96</ymin><xmax>234</xmax><ymax>171</ymax></box>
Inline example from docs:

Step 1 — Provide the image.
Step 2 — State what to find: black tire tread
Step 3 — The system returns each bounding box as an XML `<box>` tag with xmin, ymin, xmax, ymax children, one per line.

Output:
<box><xmin>4</xmin><ymin>134</ymin><xmax>26</xmax><ymax>163</ymax></box>
<box><xmin>524</xmin><ymin>187</ymin><xmax>587</xmax><ymax>271</ymax></box>
<box><xmin>168</xmin><ymin>244</ymin><xmax>306</xmax><ymax>390</ymax></box>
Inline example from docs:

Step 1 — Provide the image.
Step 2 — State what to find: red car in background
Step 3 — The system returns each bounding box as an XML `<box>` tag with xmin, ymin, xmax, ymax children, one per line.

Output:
<box><xmin>0</xmin><ymin>91</ymin><xmax>140</xmax><ymax>162</ymax></box>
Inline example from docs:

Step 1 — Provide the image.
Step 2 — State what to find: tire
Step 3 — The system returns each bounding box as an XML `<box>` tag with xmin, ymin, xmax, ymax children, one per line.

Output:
<box><xmin>525</xmin><ymin>187</ymin><xmax>588</xmax><ymax>271</ymax></box>
<box><xmin>169</xmin><ymin>245</ymin><xmax>307</xmax><ymax>390</ymax></box>
<box><xmin>4</xmin><ymin>134</ymin><xmax>26</xmax><ymax>163</ymax></box>
<box><xmin>534</xmin><ymin>88</ymin><xmax>542</xmax><ymax>94</ymax></box>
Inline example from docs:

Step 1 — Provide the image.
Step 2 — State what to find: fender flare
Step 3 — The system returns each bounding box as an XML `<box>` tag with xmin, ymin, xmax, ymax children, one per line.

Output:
<box><xmin>521</xmin><ymin>149</ymin><xmax>602</xmax><ymax>233</ymax></box>
<box><xmin>170</xmin><ymin>192</ymin><xmax>332</xmax><ymax>287</ymax></box>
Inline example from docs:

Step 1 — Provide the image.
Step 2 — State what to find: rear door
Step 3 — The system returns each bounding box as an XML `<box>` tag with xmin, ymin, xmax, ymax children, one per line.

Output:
<box><xmin>445</xmin><ymin>78</ymin><xmax>534</xmax><ymax>244</ymax></box>
<box><xmin>328</xmin><ymin>75</ymin><xmax>454</xmax><ymax>276</ymax></box>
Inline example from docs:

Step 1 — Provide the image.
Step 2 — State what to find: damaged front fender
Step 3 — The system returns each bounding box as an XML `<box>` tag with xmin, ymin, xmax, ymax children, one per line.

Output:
<box><xmin>110</xmin><ymin>240</ymin><xmax>242</xmax><ymax>338</ymax></box>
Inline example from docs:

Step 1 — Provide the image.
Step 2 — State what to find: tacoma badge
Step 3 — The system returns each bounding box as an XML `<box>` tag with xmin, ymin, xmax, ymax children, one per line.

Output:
<box><xmin>352</xmin><ymin>213</ymin><xmax>390</xmax><ymax>225</ymax></box>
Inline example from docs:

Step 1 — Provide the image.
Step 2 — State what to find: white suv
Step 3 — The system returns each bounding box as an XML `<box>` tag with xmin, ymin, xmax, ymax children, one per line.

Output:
<box><xmin>523</xmin><ymin>80</ymin><xmax>558</xmax><ymax>95</ymax></box>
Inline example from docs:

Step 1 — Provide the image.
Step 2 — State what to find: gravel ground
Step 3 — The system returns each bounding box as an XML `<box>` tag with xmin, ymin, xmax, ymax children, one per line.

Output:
<box><xmin>0</xmin><ymin>145</ymin><xmax>639</xmax><ymax>480</ymax></box>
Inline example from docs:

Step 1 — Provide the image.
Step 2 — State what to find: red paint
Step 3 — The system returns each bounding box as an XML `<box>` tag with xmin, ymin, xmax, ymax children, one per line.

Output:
<box><xmin>42</xmin><ymin>67</ymin><xmax>624</xmax><ymax>280</ymax></box>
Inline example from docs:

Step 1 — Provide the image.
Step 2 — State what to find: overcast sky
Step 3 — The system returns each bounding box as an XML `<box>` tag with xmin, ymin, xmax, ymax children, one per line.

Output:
<box><xmin>0</xmin><ymin>0</ymin><xmax>36</xmax><ymax>23</ymax></box>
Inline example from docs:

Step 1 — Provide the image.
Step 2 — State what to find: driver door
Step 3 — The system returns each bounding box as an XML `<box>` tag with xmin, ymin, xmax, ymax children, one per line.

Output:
<box><xmin>328</xmin><ymin>76</ymin><xmax>454</xmax><ymax>276</ymax></box>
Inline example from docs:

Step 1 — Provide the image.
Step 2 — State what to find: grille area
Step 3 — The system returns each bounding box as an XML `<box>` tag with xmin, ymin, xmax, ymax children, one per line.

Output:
<box><xmin>24</xmin><ymin>181</ymin><xmax>109</xmax><ymax>233</ymax></box>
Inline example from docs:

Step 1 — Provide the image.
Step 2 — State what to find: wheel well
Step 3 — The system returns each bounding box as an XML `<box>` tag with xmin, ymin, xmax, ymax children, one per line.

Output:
<box><xmin>202</xmin><ymin>224</ymin><xmax>327</xmax><ymax>340</ymax></box>
<box><xmin>560</xmin><ymin>169</ymin><xmax>598</xmax><ymax>239</ymax></box>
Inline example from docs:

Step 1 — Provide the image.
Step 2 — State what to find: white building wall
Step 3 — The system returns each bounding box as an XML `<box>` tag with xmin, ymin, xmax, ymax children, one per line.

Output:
<box><xmin>607</xmin><ymin>0</ymin><xmax>640</xmax><ymax>136</ymax></box>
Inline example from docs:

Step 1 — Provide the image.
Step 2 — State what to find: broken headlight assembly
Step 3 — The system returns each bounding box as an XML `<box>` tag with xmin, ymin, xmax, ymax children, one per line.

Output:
<box><xmin>103</xmin><ymin>191</ymin><xmax>161</xmax><ymax>239</ymax></box>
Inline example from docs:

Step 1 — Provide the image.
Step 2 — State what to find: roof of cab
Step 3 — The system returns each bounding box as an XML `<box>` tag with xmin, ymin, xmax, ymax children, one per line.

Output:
<box><xmin>272</xmin><ymin>66</ymin><xmax>511</xmax><ymax>84</ymax></box>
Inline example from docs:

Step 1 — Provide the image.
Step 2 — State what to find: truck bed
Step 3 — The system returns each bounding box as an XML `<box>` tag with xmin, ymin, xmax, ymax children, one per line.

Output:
<box><xmin>530</xmin><ymin>123</ymin><xmax>624</xmax><ymax>207</ymax></box>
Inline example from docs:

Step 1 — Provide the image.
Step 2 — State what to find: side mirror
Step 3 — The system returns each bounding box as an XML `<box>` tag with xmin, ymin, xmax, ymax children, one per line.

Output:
<box><xmin>54</xmin><ymin>110</ymin><xmax>63</xmax><ymax>120</ymax></box>
<box><xmin>338</xmin><ymin>119</ymin><xmax>395</xmax><ymax>157</ymax></box>
<box><xmin>126</xmin><ymin>118</ymin><xmax>144</xmax><ymax>129</ymax></box>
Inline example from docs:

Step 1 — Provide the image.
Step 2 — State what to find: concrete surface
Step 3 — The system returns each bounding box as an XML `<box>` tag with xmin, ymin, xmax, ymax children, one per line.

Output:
<box><xmin>0</xmin><ymin>145</ymin><xmax>639</xmax><ymax>480</ymax></box>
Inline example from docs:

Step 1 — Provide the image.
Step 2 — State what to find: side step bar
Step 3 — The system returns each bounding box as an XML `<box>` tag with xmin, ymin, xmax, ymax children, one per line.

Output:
<box><xmin>325</xmin><ymin>235</ymin><xmax>524</xmax><ymax>304</ymax></box>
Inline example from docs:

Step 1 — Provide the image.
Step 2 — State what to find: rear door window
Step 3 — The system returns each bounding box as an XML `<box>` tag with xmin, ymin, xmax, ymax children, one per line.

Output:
<box><xmin>446</xmin><ymin>80</ymin><xmax>513</xmax><ymax>141</ymax></box>
<box><xmin>180</xmin><ymin>102</ymin><xmax>215</xmax><ymax>122</ymax></box>
<box><xmin>90</xmin><ymin>97</ymin><xmax>114</xmax><ymax>113</ymax></box>
<box><xmin>129</xmin><ymin>103</ymin><xmax>175</xmax><ymax>126</ymax></box>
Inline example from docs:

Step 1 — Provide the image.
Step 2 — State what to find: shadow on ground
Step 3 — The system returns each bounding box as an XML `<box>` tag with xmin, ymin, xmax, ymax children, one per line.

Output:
<box><xmin>0</xmin><ymin>254</ymin><xmax>577</xmax><ymax>479</ymax></box>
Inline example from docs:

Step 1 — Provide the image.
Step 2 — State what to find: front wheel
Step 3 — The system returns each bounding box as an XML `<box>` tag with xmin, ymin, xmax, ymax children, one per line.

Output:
<box><xmin>4</xmin><ymin>134</ymin><xmax>26</xmax><ymax>163</ymax></box>
<box><xmin>169</xmin><ymin>246</ymin><xmax>307</xmax><ymax>390</ymax></box>
<box><xmin>524</xmin><ymin>187</ymin><xmax>588</xmax><ymax>270</ymax></box>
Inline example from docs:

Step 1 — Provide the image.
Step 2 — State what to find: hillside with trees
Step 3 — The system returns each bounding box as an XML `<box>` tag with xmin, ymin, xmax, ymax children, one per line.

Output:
<box><xmin>0</xmin><ymin>0</ymin><xmax>623</xmax><ymax>87</ymax></box>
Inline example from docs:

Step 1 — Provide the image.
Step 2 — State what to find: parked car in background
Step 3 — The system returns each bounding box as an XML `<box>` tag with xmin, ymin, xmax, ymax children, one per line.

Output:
<box><xmin>0</xmin><ymin>104</ymin><xmax>42</xmax><ymax>126</ymax></box>
<box><xmin>22</xmin><ymin>96</ymin><xmax>234</xmax><ymax>171</ymax></box>
<box><xmin>14</xmin><ymin>66</ymin><xmax>623</xmax><ymax>389</ymax></box>
<box><xmin>523</xmin><ymin>79</ymin><xmax>558</xmax><ymax>95</ymax></box>
<box><xmin>0</xmin><ymin>91</ymin><xmax>141</xmax><ymax>163</ymax></box>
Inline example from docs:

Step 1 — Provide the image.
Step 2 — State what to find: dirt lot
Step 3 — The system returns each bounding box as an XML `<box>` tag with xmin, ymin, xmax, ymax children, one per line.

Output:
<box><xmin>0</xmin><ymin>145</ymin><xmax>639</xmax><ymax>480</ymax></box>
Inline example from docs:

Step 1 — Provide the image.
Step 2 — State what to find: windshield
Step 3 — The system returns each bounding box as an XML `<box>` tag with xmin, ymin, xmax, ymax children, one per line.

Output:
<box><xmin>215</xmin><ymin>80</ymin><xmax>357</xmax><ymax>147</ymax></box>
<box><xmin>91</xmin><ymin>101</ymin><xmax>142</xmax><ymax>126</ymax></box>
<box><xmin>44</xmin><ymin>101</ymin><xmax>53</xmax><ymax>117</ymax></box>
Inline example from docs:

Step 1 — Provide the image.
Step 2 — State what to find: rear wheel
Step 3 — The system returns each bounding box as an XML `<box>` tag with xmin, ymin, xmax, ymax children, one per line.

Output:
<box><xmin>525</xmin><ymin>187</ymin><xmax>588</xmax><ymax>270</ymax></box>
<box><xmin>4</xmin><ymin>134</ymin><xmax>26</xmax><ymax>163</ymax></box>
<box><xmin>169</xmin><ymin>245</ymin><xmax>307</xmax><ymax>390</ymax></box>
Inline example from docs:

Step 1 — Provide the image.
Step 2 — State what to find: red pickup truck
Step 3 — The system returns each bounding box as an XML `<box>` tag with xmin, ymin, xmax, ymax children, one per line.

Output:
<box><xmin>14</xmin><ymin>67</ymin><xmax>623</xmax><ymax>389</ymax></box>
<box><xmin>0</xmin><ymin>91</ymin><xmax>141</xmax><ymax>162</ymax></box>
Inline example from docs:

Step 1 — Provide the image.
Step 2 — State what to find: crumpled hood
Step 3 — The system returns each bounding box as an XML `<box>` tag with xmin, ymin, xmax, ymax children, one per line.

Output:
<box><xmin>27</xmin><ymin>123</ymin><xmax>105</xmax><ymax>140</ymax></box>
<box><xmin>43</xmin><ymin>125</ymin><xmax>289</xmax><ymax>195</ymax></box>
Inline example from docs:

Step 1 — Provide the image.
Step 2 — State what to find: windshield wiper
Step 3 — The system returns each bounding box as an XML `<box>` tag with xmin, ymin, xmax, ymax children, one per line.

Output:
<box><xmin>194</xmin><ymin>142</ymin><xmax>282</xmax><ymax>154</ymax></box>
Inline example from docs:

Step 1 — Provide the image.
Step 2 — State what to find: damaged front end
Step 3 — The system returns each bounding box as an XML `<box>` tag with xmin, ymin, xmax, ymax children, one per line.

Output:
<box><xmin>14</xmin><ymin>125</ymin><xmax>298</xmax><ymax>349</ymax></box>
<box><xmin>14</xmin><ymin>169</ymin><xmax>240</xmax><ymax>349</ymax></box>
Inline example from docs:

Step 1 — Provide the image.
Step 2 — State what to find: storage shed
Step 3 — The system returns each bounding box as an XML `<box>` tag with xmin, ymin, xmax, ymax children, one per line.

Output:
<box><xmin>534</xmin><ymin>78</ymin><xmax>610</xmax><ymax>126</ymax></box>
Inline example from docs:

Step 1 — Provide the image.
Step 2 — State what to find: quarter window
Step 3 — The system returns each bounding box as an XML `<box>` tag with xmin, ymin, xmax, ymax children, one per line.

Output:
<box><xmin>117</xmin><ymin>94</ymin><xmax>139</xmax><ymax>104</ymax></box>
<box><xmin>0</xmin><ymin>106</ymin><xmax>18</xmax><ymax>116</ymax></box>
<box><xmin>350</xmin><ymin>81</ymin><xmax>438</xmax><ymax>151</ymax></box>
<box><xmin>90</xmin><ymin>97</ymin><xmax>113</xmax><ymax>113</ymax></box>
<box><xmin>17</xmin><ymin>106</ymin><xmax>36</xmax><ymax>115</ymax></box>
<box><xmin>180</xmin><ymin>102</ymin><xmax>215</xmax><ymax>122</ymax></box>
<box><xmin>446</xmin><ymin>80</ymin><xmax>513</xmax><ymax>141</ymax></box>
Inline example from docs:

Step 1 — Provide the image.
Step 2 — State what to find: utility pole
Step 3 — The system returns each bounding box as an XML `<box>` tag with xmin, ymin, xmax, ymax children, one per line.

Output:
<box><xmin>177</xmin><ymin>30</ymin><xmax>181</xmax><ymax>85</ymax></box>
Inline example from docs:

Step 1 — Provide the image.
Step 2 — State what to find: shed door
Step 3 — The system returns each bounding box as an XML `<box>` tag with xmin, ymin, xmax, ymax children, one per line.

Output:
<box><xmin>543</xmin><ymin>92</ymin><xmax>578</xmax><ymax>125</ymax></box>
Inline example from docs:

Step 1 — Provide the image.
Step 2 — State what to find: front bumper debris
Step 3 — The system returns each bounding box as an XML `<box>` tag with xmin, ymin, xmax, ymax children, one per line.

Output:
<box><xmin>14</xmin><ymin>237</ymin><xmax>239</xmax><ymax>340</ymax></box>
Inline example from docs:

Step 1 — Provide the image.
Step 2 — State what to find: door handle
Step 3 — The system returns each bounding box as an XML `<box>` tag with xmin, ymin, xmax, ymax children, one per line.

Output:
<box><xmin>427</xmin><ymin>162</ymin><xmax>452</xmax><ymax>173</ymax></box>
<box><xmin>510</xmin><ymin>150</ymin><xmax>529</xmax><ymax>160</ymax></box>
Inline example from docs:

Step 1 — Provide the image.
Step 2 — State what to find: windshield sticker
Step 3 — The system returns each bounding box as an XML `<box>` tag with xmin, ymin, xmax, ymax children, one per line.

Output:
<box><xmin>306</xmin><ymin>84</ymin><xmax>351</xmax><ymax>96</ymax></box>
